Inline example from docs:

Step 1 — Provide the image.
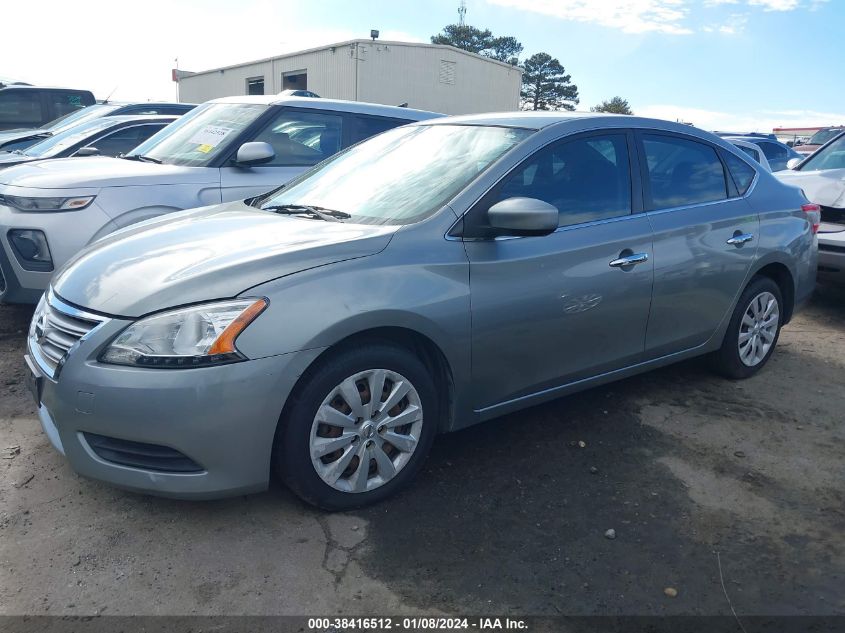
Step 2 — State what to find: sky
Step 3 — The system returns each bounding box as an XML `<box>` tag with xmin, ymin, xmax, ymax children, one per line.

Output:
<box><xmin>3</xmin><ymin>0</ymin><xmax>843</xmax><ymax>132</ymax></box>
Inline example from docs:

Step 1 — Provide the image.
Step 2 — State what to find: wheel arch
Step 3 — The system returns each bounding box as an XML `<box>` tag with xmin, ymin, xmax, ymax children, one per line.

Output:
<box><xmin>750</xmin><ymin>258</ymin><xmax>796</xmax><ymax>324</ymax></box>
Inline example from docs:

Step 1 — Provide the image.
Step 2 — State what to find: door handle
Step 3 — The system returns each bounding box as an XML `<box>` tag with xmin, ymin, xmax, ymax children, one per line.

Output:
<box><xmin>609</xmin><ymin>253</ymin><xmax>649</xmax><ymax>268</ymax></box>
<box><xmin>727</xmin><ymin>233</ymin><xmax>754</xmax><ymax>246</ymax></box>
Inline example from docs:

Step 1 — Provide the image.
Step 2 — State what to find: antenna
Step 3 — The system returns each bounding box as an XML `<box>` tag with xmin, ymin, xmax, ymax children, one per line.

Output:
<box><xmin>102</xmin><ymin>85</ymin><xmax>118</xmax><ymax>104</ymax></box>
<box><xmin>458</xmin><ymin>0</ymin><xmax>466</xmax><ymax>26</ymax></box>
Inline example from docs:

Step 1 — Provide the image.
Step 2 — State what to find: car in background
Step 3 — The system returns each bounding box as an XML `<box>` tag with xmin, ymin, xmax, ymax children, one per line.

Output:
<box><xmin>794</xmin><ymin>127</ymin><xmax>845</xmax><ymax>156</ymax></box>
<box><xmin>728</xmin><ymin>138</ymin><xmax>771</xmax><ymax>172</ymax></box>
<box><xmin>0</xmin><ymin>96</ymin><xmax>441</xmax><ymax>303</ymax></box>
<box><xmin>278</xmin><ymin>89</ymin><xmax>320</xmax><ymax>98</ymax></box>
<box><xmin>0</xmin><ymin>102</ymin><xmax>195</xmax><ymax>153</ymax></box>
<box><xmin>0</xmin><ymin>85</ymin><xmax>95</xmax><ymax>131</ymax></box>
<box><xmin>0</xmin><ymin>115</ymin><xmax>178</xmax><ymax>170</ymax></box>
<box><xmin>723</xmin><ymin>136</ymin><xmax>802</xmax><ymax>172</ymax></box>
<box><xmin>23</xmin><ymin>113</ymin><xmax>817</xmax><ymax>509</ymax></box>
<box><xmin>777</xmin><ymin>130</ymin><xmax>845</xmax><ymax>281</ymax></box>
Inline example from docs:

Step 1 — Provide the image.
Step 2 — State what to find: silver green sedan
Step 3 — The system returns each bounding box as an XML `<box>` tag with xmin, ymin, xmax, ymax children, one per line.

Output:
<box><xmin>25</xmin><ymin>113</ymin><xmax>818</xmax><ymax>509</ymax></box>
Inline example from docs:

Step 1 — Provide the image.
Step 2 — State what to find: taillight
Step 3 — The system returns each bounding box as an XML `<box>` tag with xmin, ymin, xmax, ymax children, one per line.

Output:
<box><xmin>802</xmin><ymin>203</ymin><xmax>821</xmax><ymax>234</ymax></box>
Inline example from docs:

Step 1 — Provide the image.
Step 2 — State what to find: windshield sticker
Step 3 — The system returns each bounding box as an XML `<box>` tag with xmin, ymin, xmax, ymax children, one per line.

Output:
<box><xmin>187</xmin><ymin>125</ymin><xmax>234</xmax><ymax>148</ymax></box>
<box><xmin>196</xmin><ymin>144</ymin><xmax>214</xmax><ymax>153</ymax></box>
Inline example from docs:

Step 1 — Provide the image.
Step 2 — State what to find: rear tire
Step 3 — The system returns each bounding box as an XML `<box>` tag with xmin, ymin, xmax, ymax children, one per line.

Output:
<box><xmin>275</xmin><ymin>343</ymin><xmax>438</xmax><ymax>511</ymax></box>
<box><xmin>710</xmin><ymin>276</ymin><xmax>783</xmax><ymax>379</ymax></box>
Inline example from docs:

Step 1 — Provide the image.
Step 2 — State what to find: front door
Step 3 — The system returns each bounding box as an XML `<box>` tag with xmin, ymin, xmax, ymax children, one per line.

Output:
<box><xmin>637</xmin><ymin>132</ymin><xmax>759</xmax><ymax>358</ymax></box>
<box><xmin>463</xmin><ymin>131</ymin><xmax>655</xmax><ymax>411</ymax></box>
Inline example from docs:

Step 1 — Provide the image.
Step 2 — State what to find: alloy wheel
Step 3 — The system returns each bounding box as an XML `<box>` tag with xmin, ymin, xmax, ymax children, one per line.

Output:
<box><xmin>738</xmin><ymin>291</ymin><xmax>779</xmax><ymax>367</ymax></box>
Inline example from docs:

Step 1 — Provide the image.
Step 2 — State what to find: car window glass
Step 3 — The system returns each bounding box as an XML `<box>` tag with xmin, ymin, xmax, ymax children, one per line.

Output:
<box><xmin>49</xmin><ymin>92</ymin><xmax>88</xmax><ymax>119</ymax></box>
<box><xmin>82</xmin><ymin>124</ymin><xmax>165</xmax><ymax>157</ymax></box>
<box><xmin>800</xmin><ymin>134</ymin><xmax>845</xmax><ymax>171</ymax></box>
<box><xmin>723</xmin><ymin>152</ymin><xmax>756</xmax><ymax>196</ymax></box>
<box><xmin>23</xmin><ymin>117</ymin><xmax>119</xmax><ymax>157</ymax></box>
<box><xmin>351</xmin><ymin>116</ymin><xmax>409</xmax><ymax>144</ymax></box>
<box><xmin>643</xmin><ymin>134</ymin><xmax>727</xmax><ymax>209</ymax></box>
<box><xmin>759</xmin><ymin>141</ymin><xmax>787</xmax><ymax>160</ymax></box>
<box><xmin>251</xmin><ymin>110</ymin><xmax>343</xmax><ymax>166</ymax></box>
<box><xmin>735</xmin><ymin>145</ymin><xmax>760</xmax><ymax>162</ymax></box>
<box><xmin>0</xmin><ymin>91</ymin><xmax>41</xmax><ymax>127</ymax></box>
<box><xmin>495</xmin><ymin>134</ymin><xmax>631</xmax><ymax>227</ymax></box>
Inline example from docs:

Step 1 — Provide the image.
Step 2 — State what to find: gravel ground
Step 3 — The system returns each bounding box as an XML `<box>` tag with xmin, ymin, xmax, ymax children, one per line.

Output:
<box><xmin>0</xmin><ymin>283</ymin><xmax>843</xmax><ymax>617</ymax></box>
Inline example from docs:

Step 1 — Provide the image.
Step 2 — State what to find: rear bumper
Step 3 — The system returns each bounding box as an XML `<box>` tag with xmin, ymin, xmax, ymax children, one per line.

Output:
<box><xmin>818</xmin><ymin>226</ymin><xmax>845</xmax><ymax>281</ymax></box>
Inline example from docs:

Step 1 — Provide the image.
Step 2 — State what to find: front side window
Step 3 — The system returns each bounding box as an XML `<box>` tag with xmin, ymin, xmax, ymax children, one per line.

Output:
<box><xmin>259</xmin><ymin>124</ymin><xmax>532</xmax><ymax>225</ymax></box>
<box><xmin>250</xmin><ymin>110</ymin><xmax>343</xmax><ymax>166</ymax></box>
<box><xmin>494</xmin><ymin>134</ymin><xmax>632</xmax><ymax>227</ymax></box>
<box><xmin>22</xmin><ymin>117</ymin><xmax>120</xmax><ymax>158</ymax></box>
<box><xmin>643</xmin><ymin>134</ymin><xmax>727</xmax><ymax>209</ymax></box>
<box><xmin>799</xmin><ymin>133</ymin><xmax>845</xmax><ymax>171</ymax></box>
<box><xmin>128</xmin><ymin>103</ymin><xmax>268</xmax><ymax>167</ymax></box>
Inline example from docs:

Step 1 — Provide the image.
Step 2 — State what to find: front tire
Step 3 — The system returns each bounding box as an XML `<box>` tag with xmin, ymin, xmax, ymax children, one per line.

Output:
<box><xmin>275</xmin><ymin>343</ymin><xmax>438</xmax><ymax>510</ymax></box>
<box><xmin>710</xmin><ymin>276</ymin><xmax>783</xmax><ymax>379</ymax></box>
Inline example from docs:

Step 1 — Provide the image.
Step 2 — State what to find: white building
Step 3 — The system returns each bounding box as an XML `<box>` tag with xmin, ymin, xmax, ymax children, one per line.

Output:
<box><xmin>177</xmin><ymin>40</ymin><xmax>523</xmax><ymax>115</ymax></box>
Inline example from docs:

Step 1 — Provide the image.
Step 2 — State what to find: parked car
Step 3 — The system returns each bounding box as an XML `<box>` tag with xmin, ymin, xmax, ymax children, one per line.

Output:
<box><xmin>0</xmin><ymin>102</ymin><xmax>196</xmax><ymax>153</ymax></box>
<box><xmin>777</xmin><ymin>130</ymin><xmax>845</xmax><ymax>280</ymax></box>
<box><xmin>728</xmin><ymin>138</ymin><xmax>772</xmax><ymax>171</ymax></box>
<box><xmin>0</xmin><ymin>85</ymin><xmax>95</xmax><ymax>131</ymax></box>
<box><xmin>724</xmin><ymin>135</ymin><xmax>802</xmax><ymax>171</ymax></box>
<box><xmin>0</xmin><ymin>96</ymin><xmax>440</xmax><ymax>303</ymax></box>
<box><xmin>794</xmin><ymin>127</ymin><xmax>845</xmax><ymax>156</ymax></box>
<box><xmin>23</xmin><ymin>113</ymin><xmax>818</xmax><ymax>509</ymax></box>
<box><xmin>0</xmin><ymin>114</ymin><xmax>178</xmax><ymax>170</ymax></box>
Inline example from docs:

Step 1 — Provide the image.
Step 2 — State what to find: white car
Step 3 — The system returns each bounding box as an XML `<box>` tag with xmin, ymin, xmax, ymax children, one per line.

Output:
<box><xmin>0</xmin><ymin>96</ymin><xmax>441</xmax><ymax>303</ymax></box>
<box><xmin>777</xmin><ymin>131</ymin><xmax>845</xmax><ymax>281</ymax></box>
<box><xmin>727</xmin><ymin>138</ymin><xmax>772</xmax><ymax>172</ymax></box>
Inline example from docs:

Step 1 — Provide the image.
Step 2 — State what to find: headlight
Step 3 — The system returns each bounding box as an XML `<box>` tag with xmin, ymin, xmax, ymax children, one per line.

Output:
<box><xmin>1</xmin><ymin>194</ymin><xmax>95</xmax><ymax>212</ymax></box>
<box><xmin>100</xmin><ymin>298</ymin><xmax>268</xmax><ymax>368</ymax></box>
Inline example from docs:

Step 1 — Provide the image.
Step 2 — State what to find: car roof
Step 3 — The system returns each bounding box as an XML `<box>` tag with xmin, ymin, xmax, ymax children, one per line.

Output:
<box><xmin>0</xmin><ymin>85</ymin><xmax>93</xmax><ymax>93</ymax></box>
<box><xmin>208</xmin><ymin>95</ymin><xmax>441</xmax><ymax>120</ymax></box>
<box><xmin>724</xmin><ymin>135</ymin><xmax>780</xmax><ymax>143</ymax></box>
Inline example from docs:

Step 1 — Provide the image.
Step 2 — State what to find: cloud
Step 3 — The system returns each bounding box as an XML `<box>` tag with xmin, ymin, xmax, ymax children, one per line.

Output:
<box><xmin>485</xmin><ymin>0</ymin><xmax>694</xmax><ymax>34</ymax></box>
<box><xmin>635</xmin><ymin>104</ymin><xmax>845</xmax><ymax>132</ymax></box>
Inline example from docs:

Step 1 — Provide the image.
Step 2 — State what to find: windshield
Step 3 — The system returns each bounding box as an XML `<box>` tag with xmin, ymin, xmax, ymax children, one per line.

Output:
<box><xmin>22</xmin><ymin>117</ymin><xmax>121</xmax><ymax>157</ymax></box>
<box><xmin>44</xmin><ymin>104</ymin><xmax>118</xmax><ymax>133</ymax></box>
<box><xmin>128</xmin><ymin>102</ymin><xmax>267</xmax><ymax>167</ymax></box>
<box><xmin>259</xmin><ymin>124</ymin><xmax>533</xmax><ymax>225</ymax></box>
<box><xmin>807</xmin><ymin>129</ymin><xmax>843</xmax><ymax>146</ymax></box>
<box><xmin>799</xmin><ymin>133</ymin><xmax>845</xmax><ymax>171</ymax></box>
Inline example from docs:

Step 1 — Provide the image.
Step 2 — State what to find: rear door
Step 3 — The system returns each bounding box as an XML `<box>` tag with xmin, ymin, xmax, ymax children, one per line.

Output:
<box><xmin>638</xmin><ymin>132</ymin><xmax>759</xmax><ymax>358</ymax></box>
<box><xmin>464</xmin><ymin>130</ymin><xmax>655</xmax><ymax>410</ymax></box>
<box><xmin>218</xmin><ymin>107</ymin><xmax>344</xmax><ymax>201</ymax></box>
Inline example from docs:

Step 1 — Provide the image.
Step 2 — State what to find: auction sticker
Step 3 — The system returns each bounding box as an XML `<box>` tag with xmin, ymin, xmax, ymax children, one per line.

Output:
<box><xmin>188</xmin><ymin>125</ymin><xmax>234</xmax><ymax>148</ymax></box>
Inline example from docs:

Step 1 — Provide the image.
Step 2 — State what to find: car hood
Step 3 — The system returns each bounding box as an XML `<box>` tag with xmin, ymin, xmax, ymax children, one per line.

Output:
<box><xmin>0</xmin><ymin>156</ymin><xmax>218</xmax><ymax>189</ymax></box>
<box><xmin>52</xmin><ymin>201</ymin><xmax>398</xmax><ymax>318</ymax></box>
<box><xmin>0</xmin><ymin>128</ymin><xmax>45</xmax><ymax>146</ymax></box>
<box><xmin>776</xmin><ymin>168</ymin><xmax>845</xmax><ymax>208</ymax></box>
<box><xmin>0</xmin><ymin>153</ymin><xmax>32</xmax><ymax>168</ymax></box>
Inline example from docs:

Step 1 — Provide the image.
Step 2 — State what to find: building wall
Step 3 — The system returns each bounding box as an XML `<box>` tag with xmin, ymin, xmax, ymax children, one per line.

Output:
<box><xmin>177</xmin><ymin>41</ymin><xmax>522</xmax><ymax>115</ymax></box>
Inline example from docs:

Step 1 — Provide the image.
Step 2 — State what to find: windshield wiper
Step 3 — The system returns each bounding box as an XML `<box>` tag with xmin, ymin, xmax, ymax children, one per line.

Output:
<box><xmin>262</xmin><ymin>204</ymin><xmax>351</xmax><ymax>222</ymax></box>
<box><xmin>122</xmin><ymin>154</ymin><xmax>162</xmax><ymax>164</ymax></box>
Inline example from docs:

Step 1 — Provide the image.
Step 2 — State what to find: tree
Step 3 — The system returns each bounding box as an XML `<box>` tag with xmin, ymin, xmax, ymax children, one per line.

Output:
<box><xmin>520</xmin><ymin>53</ymin><xmax>579</xmax><ymax>111</ymax></box>
<box><xmin>590</xmin><ymin>96</ymin><xmax>633</xmax><ymax>115</ymax></box>
<box><xmin>431</xmin><ymin>25</ymin><xmax>523</xmax><ymax>64</ymax></box>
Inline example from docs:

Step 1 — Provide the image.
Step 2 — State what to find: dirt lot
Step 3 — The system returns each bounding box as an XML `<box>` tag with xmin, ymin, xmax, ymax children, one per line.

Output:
<box><xmin>0</xmin><ymin>284</ymin><xmax>843</xmax><ymax>618</ymax></box>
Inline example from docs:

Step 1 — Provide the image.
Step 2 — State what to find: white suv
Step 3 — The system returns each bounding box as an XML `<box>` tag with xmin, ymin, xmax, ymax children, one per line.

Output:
<box><xmin>0</xmin><ymin>95</ymin><xmax>440</xmax><ymax>303</ymax></box>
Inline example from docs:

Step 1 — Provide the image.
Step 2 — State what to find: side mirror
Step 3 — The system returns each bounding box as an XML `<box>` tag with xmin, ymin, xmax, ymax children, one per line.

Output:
<box><xmin>487</xmin><ymin>197</ymin><xmax>559</xmax><ymax>237</ymax></box>
<box><xmin>75</xmin><ymin>146</ymin><xmax>100</xmax><ymax>157</ymax></box>
<box><xmin>235</xmin><ymin>141</ymin><xmax>275</xmax><ymax>166</ymax></box>
<box><xmin>786</xmin><ymin>158</ymin><xmax>802</xmax><ymax>170</ymax></box>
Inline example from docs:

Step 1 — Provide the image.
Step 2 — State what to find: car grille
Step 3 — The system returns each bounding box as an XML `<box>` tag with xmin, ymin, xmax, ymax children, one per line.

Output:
<box><xmin>29</xmin><ymin>290</ymin><xmax>105</xmax><ymax>378</ymax></box>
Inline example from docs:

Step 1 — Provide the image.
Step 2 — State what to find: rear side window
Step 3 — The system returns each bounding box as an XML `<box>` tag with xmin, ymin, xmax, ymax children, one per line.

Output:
<box><xmin>495</xmin><ymin>133</ymin><xmax>632</xmax><ymax>228</ymax></box>
<box><xmin>49</xmin><ymin>91</ymin><xmax>89</xmax><ymax>118</ymax></box>
<box><xmin>252</xmin><ymin>109</ymin><xmax>343</xmax><ymax>166</ymax></box>
<box><xmin>759</xmin><ymin>141</ymin><xmax>787</xmax><ymax>160</ymax></box>
<box><xmin>723</xmin><ymin>152</ymin><xmax>756</xmax><ymax>196</ymax></box>
<box><xmin>351</xmin><ymin>115</ymin><xmax>411</xmax><ymax>144</ymax></box>
<box><xmin>642</xmin><ymin>134</ymin><xmax>727</xmax><ymax>209</ymax></box>
<box><xmin>0</xmin><ymin>90</ymin><xmax>42</xmax><ymax>128</ymax></box>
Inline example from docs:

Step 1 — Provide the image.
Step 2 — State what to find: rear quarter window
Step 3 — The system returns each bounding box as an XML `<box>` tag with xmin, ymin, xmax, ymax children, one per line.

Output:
<box><xmin>723</xmin><ymin>151</ymin><xmax>757</xmax><ymax>196</ymax></box>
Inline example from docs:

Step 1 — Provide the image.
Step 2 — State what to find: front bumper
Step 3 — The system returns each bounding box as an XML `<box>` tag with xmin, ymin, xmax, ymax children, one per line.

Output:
<box><xmin>28</xmin><ymin>302</ymin><xmax>324</xmax><ymax>499</ymax></box>
<box><xmin>0</xmin><ymin>196</ymin><xmax>115</xmax><ymax>304</ymax></box>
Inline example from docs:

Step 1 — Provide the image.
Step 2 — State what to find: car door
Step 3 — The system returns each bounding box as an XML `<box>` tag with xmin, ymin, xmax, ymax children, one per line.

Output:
<box><xmin>462</xmin><ymin>130</ymin><xmax>655</xmax><ymax>410</ymax></box>
<box><xmin>638</xmin><ymin>132</ymin><xmax>759</xmax><ymax>359</ymax></box>
<box><xmin>218</xmin><ymin>108</ymin><xmax>344</xmax><ymax>201</ymax></box>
